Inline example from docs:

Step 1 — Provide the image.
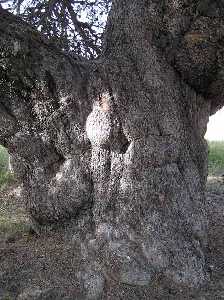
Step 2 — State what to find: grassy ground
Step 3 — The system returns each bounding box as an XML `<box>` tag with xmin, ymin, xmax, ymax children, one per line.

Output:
<box><xmin>0</xmin><ymin>145</ymin><xmax>14</xmax><ymax>189</ymax></box>
<box><xmin>208</xmin><ymin>141</ymin><xmax>224</xmax><ymax>175</ymax></box>
<box><xmin>0</xmin><ymin>185</ymin><xmax>29</xmax><ymax>242</ymax></box>
<box><xmin>0</xmin><ymin>145</ymin><xmax>8</xmax><ymax>169</ymax></box>
<box><xmin>0</xmin><ymin>146</ymin><xmax>21</xmax><ymax>243</ymax></box>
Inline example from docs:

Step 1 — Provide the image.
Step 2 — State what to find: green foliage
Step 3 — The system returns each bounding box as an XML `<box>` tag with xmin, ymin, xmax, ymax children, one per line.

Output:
<box><xmin>208</xmin><ymin>141</ymin><xmax>224</xmax><ymax>175</ymax></box>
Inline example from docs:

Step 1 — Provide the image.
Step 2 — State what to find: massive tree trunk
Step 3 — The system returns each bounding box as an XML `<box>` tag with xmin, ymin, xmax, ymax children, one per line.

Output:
<box><xmin>0</xmin><ymin>1</ymin><xmax>224</xmax><ymax>296</ymax></box>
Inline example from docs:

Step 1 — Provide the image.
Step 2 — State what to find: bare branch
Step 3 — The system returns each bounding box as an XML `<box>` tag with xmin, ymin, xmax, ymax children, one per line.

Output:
<box><xmin>65</xmin><ymin>0</ymin><xmax>101</xmax><ymax>57</ymax></box>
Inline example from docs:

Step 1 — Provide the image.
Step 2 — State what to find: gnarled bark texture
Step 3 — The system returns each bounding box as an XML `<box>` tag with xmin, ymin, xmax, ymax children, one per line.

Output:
<box><xmin>0</xmin><ymin>1</ymin><xmax>224</xmax><ymax>297</ymax></box>
<box><xmin>0</xmin><ymin>8</ymin><xmax>93</xmax><ymax>225</ymax></box>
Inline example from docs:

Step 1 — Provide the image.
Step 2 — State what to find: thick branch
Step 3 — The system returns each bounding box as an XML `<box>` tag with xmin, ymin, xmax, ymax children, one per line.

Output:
<box><xmin>0</xmin><ymin>7</ymin><xmax>92</xmax><ymax>150</ymax></box>
<box><xmin>0</xmin><ymin>7</ymin><xmax>94</xmax><ymax>224</ymax></box>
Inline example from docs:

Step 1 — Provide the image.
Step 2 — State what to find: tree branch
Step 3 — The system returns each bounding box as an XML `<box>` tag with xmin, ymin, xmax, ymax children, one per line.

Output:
<box><xmin>0</xmin><ymin>7</ymin><xmax>92</xmax><ymax>148</ymax></box>
<box><xmin>65</xmin><ymin>0</ymin><xmax>101</xmax><ymax>57</ymax></box>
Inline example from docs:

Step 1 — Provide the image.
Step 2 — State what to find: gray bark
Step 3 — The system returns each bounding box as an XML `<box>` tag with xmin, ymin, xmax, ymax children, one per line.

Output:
<box><xmin>0</xmin><ymin>1</ymin><xmax>224</xmax><ymax>297</ymax></box>
<box><xmin>0</xmin><ymin>8</ymin><xmax>93</xmax><ymax>224</ymax></box>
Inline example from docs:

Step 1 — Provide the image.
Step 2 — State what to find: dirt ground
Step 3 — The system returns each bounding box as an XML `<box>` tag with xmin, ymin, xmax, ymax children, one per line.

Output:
<box><xmin>0</xmin><ymin>178</ymin><xmax>224</xmax><ymax>300</ymax></box>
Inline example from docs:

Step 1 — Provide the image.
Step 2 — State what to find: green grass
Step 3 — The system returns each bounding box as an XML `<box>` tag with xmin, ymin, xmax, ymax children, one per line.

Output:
<box><xmin>0</xmin><ymin>145</ymin><xmax>29</xmax><ymax>240</ymax></box>
<box><xmin>0</xmin><ymin>145</ymin><xmax>9</xmax><ymax>170</ymax></box>
<box><xmin>0</xmin><ymin>215</ymin><xmax>29</xmax><ymax>236</ymax></box>
<box><xmin>0</xmin><ymin>145</ymin><xmax>14</xmax><ymax>189</ymax></box>
<box><xmin>0</xmin><ymin>172</ymin><xmax>15</xmax><ymax>188</ymax></box>
<box><xmin>208</xmin><ymin>141</ymin><xmax>224</xmax><ymax>175</ymax></box>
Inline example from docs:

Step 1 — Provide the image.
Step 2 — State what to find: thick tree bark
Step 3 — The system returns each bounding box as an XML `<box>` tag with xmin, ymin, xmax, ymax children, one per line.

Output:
<box><xmin>0</xmin><ymin>7</ymin><xmax>93</xmax><ymax>225</ymax></box>
<box><xmin>88</xmin><ymin>0</ymin><xmax>211</xmax><ymax>289</ymax></box>
<box><xmin>0</xmin><ymin>1</ymin><xmax>224</xmax><ymax>296</ymax></box>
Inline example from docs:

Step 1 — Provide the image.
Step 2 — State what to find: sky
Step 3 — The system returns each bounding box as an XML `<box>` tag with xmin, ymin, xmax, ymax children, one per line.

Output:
<box><xmin>205</xmin><ymin>107</ymin><xmax>224</xmax><ymax>141</ymax></box>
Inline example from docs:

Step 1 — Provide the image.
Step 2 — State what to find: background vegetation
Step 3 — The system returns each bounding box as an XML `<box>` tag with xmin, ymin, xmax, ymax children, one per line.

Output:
<box><xmin>208</xmin><ymin>141</ymin><xmax>224</xmax><ymax>175</ymax></box>
<box><xmin>0</xmin><ymin>145</ymin><xmax>27</xmax><ymax>241</ymax></box>
<box><xmin>0</xmin><ymin>145</ymin><xmax>14</xmax><ymax>189</ymax></box>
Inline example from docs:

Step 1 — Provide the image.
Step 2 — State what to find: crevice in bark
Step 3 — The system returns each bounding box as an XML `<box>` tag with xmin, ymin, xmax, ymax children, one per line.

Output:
<box><xmin>44</xmin><ymin>70</ymin><xmax>60</xmax><ymax>109</ymax></box>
